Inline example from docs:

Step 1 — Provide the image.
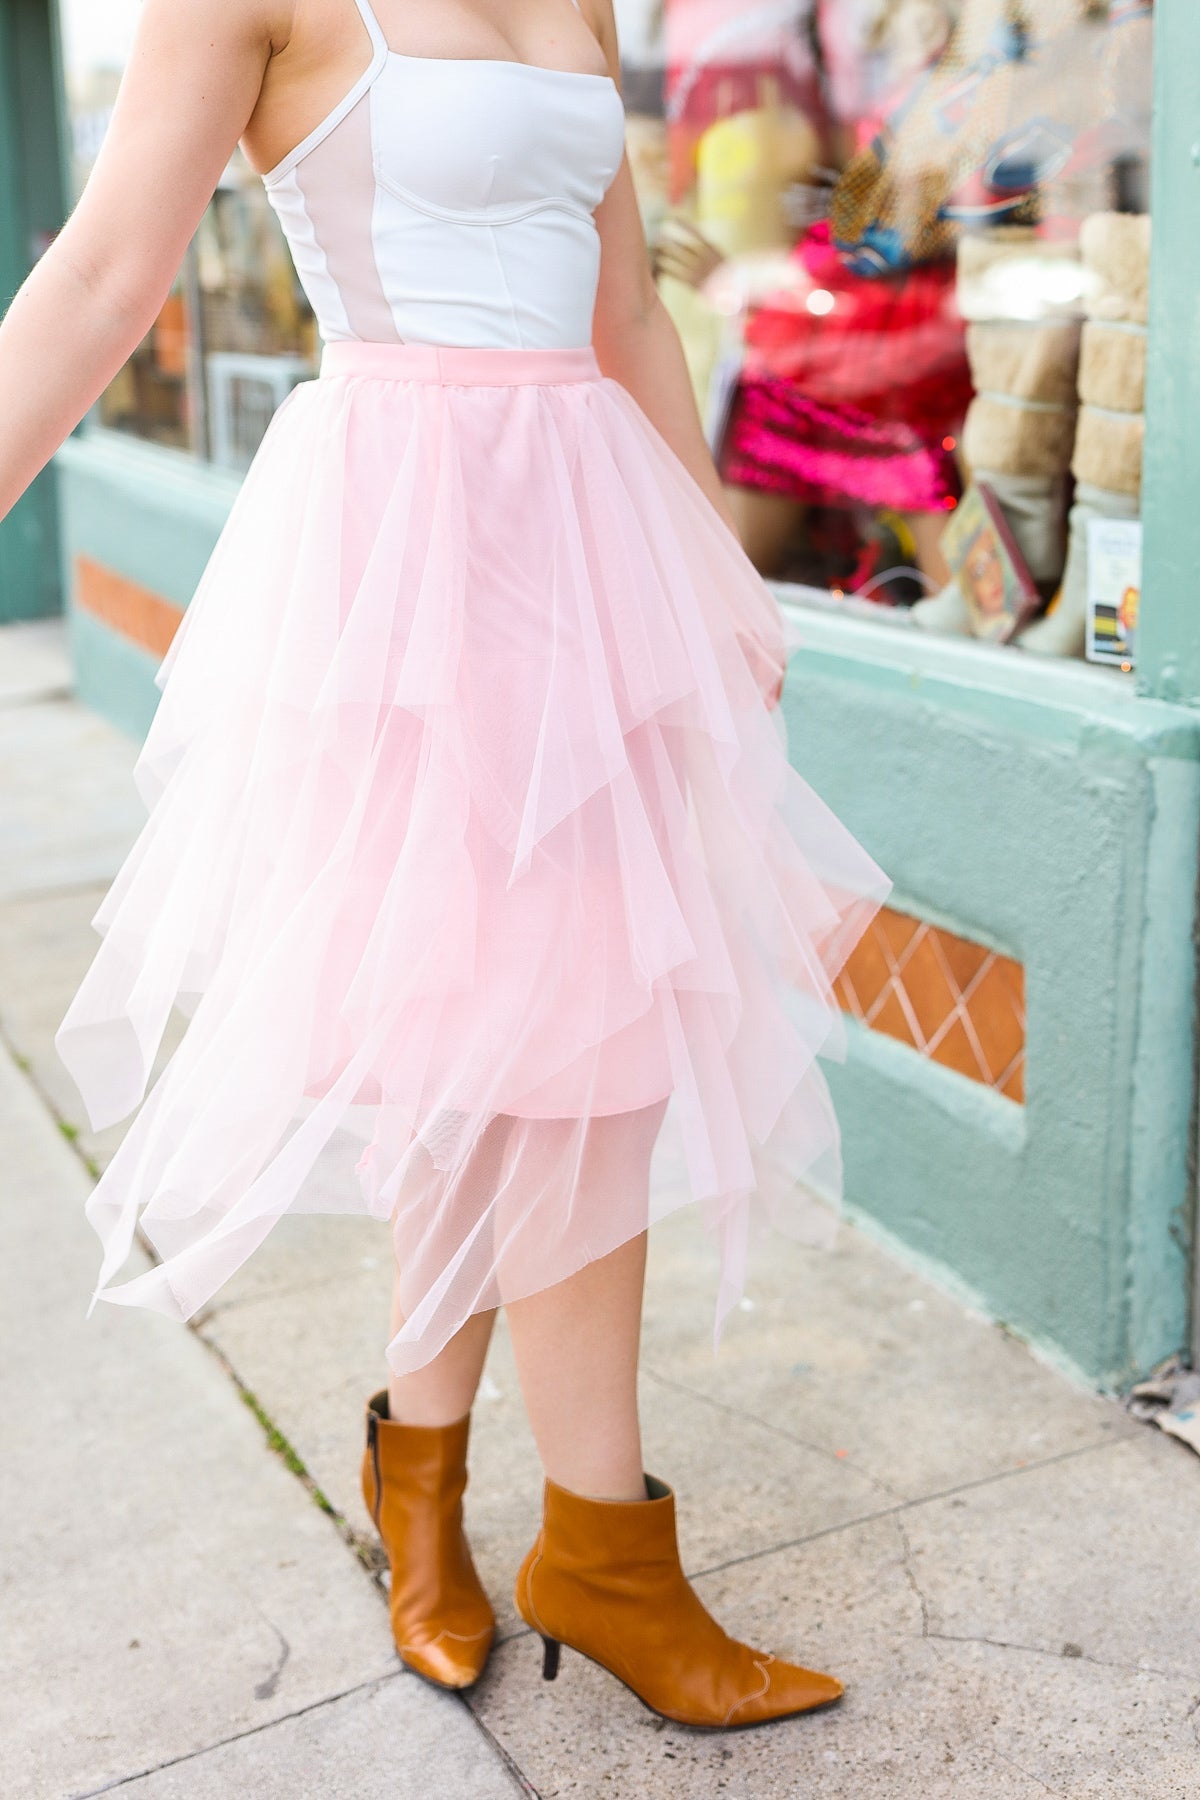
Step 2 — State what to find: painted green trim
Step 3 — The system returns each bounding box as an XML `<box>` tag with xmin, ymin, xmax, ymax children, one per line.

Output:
<box><xmin>0</xmin><ymin>0</ymin><xmax>66</xmax><ymax>622</ymax></box>
<box><xmin>1126</xmin><ymin>756</ymin><xmax>1200</xmax><ymax>1371</ymax></box>
<box><xmin>777</xmin><ymin>599</ymin><xmax>1200</xmax><ymax>761</ymax></box>
<box><xmin>0</xmin><ymin>10</ymin><xmax>23</xmax><ymax>299</ymax></box>
<box><xmin>1139</xmin><ymin>0</ymin><xmax>1200</xmax><ymax>705</ymax></box>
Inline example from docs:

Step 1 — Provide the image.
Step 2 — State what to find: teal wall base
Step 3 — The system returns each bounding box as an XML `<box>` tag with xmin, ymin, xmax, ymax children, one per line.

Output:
<box><xmin>67</xmin><ymin>606</ymin><xmax>163</xmax><ymax>743</ymax></box>
<box><xmin>782</xmin><ymin>605</ymin><xmax>1199</xmax><ymax>1390</ymax></box>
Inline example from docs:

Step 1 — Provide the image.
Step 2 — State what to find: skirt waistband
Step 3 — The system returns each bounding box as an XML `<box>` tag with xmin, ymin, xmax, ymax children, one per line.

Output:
<box><xmin>320</xmin><ymin>342</ymin><xmax>601</xmax><ymax>386</ymax></box>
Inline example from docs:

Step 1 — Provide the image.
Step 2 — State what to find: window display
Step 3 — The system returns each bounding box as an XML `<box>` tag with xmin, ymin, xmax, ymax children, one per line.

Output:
<box><xmin>640</xmin><ymin>0</ymin><xmax>1154</xmax><ymax>668</ymax></box>
<box><xmin>58</xmin><ymin>0</ymin><xmax>318</xmax><ymax>468</ymax></box>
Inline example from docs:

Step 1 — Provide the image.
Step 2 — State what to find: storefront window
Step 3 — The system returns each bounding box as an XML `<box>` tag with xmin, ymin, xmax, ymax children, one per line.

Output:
<box><xmin>59</xmin><ymin>0</ymin><xmax>1154</xmax><ymax>668</ymax></box>
<box><xmin>58</xmin><ymin>0</ymin><xmax>318</xmax><ymax>471</ymax></box>
<box><xmin>634</xmin><ymin>0</ymin><xmax>1153</xmax><ymax>672</ymax></box>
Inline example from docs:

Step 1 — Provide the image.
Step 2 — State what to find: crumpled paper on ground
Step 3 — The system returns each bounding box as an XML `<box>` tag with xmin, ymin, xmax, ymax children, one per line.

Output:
<box><xmin>1127</xmin><ymin>1363</ymin><xmax>1200</xmax><ymax>1458</ymax></box>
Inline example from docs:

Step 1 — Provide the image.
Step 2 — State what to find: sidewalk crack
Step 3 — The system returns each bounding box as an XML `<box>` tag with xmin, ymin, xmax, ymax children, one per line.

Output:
<box><xmin>991</xmin><ymin>1747</ymin><xmax>1067</xmax><ymax>1796</ymax></box>
<box><xmin>894</xmin><ymin>1515</ymin><xmax>931</xmax><ymax>1637</ymax></box>
<box><xmin>928</xmin><ymin>1630</ymin><xmax>1185</xmax><ymax>1682</ymax></box>
<box><xmin>253</xmin><ymin>1616</ymin><xmax>291</xmax><ymax>1701</ymax></box>
<box><xmin>689</xmin><ymin>1436</ymin><xmax>1125</xmax><ymax>1584</ymax></box>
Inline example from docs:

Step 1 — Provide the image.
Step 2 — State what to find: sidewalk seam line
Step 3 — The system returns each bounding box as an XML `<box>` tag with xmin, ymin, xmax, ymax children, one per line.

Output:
<box><xmin>66</xmin><ymin>1671</ymin><xmax>405</xmax><ymax>1798</ymax></box>
<box><xmin>197</xmin><ymin>1328</ymin><xmax>384</xmax><ymax>1576</ymax></box>
<box><xmin>641</xmin><ymin>1364</ymin><xmax>905</xmax><ymax>1502</ymax></box>
<box><xmin>457</xmin><ymin>1693</ymin><xmax>543</xmax><ymax>1799</ymax></box>
<box><xmin>0</xmin><ymin>1027</ymin><xmax>101</xmax><ymax>1180</ymax></box>
<box><xmin>689</xmin><ymin>1435</ymin><xmax>1128</xmax><ymax>1582</ymax></box>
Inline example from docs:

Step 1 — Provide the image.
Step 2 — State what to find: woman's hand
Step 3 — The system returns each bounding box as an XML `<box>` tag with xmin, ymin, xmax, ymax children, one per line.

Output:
<box><xmin>0</xmin><ymin>0</ymin><xmax>288</xmax><ymax>522</ymax></box>
<box><xmin>652</xmin><ymin>219</ymin><xmax>727</xmax><ymax>292</ymax></box>
<box><xmin>741</xmin><ymin>633</ymin><xmax>788</xmax><ymax>711</ymax></box>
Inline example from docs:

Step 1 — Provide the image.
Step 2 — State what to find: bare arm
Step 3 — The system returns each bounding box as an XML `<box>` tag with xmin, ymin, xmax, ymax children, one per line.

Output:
<box><xmin>0</xmin><ymin>0</ymin><xmax>289</xmax><ymax>522</ymax></box>
<box><xmin>586</xmin><ymin>1</ymin><xmax>739</xmax><ymax>540</ymax></box>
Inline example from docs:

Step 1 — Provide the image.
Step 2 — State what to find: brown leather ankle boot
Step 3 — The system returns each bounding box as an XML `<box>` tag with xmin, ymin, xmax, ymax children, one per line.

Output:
<box><xmin>514</xmin><ymin>1474</ymin><xmax>843</xmax><ymax>1728</ymax></box>
<box><xmin>361</xmin><ymin>1390</ymin><xmax>495</xmax><ymax>1689</ymax></box>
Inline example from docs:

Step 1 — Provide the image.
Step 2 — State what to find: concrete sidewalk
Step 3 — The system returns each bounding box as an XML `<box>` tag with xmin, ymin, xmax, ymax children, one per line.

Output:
<box><xmin>2</xmin><ymin>619</ymin><xmax>1198</xmax><ymax>1800</ymax></box>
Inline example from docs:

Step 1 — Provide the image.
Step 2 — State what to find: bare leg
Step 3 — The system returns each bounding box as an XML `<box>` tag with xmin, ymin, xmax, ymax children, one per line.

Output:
<box><xmin>506</xmin><ymin>1232</ymin><xmax>649</xmax><ymax>1503</ymax></box>
<box><xmin>385</xmin><ymin>1112</ymin><xmax>516</xmax><ymax>1427</ymax></box>
<box><xmin>386</xmin><ymin>1289</ymin><xmax>497</xmax><ymax>1428</ymax></box>
<box><xmin>903</xmin><ymin>507</ymin><xmax>952</xmax><ymax>589</ymax></box>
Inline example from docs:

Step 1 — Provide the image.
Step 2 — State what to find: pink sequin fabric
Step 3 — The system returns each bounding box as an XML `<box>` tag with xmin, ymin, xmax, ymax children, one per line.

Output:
<box><xmin>723</xmin><ymin>225</ymin><xmax>972</xmax><ymax>513</ymax></box>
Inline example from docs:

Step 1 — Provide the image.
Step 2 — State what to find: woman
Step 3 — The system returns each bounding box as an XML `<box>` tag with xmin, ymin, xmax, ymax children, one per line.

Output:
<box><xmin>1</xmin><ymin>0</ymin><xmax>887</xmax><ymax>1727</ymax></box>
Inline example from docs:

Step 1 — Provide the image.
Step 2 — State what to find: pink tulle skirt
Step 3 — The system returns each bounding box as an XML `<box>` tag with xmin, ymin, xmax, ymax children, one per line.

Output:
<box><xmin>56</xmin><ymin>342</ymin><xmax>889</xmax><ymax>1372</ymax></box>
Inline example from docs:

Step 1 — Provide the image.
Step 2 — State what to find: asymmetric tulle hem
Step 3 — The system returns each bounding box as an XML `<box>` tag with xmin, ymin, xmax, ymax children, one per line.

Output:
<box><xmin>56</xmin><ymin>343</ymin><xmax>889</xmax><ymax>1372</ymax></box>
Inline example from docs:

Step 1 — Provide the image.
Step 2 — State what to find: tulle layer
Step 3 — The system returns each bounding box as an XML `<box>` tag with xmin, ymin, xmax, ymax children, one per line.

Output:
<box><xmin>56</xmin><ymin>343</ymin><xmax>889</xmax><ymax>1371</ymax></box>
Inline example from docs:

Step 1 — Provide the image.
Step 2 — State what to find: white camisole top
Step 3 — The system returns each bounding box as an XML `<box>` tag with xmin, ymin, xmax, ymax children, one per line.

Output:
<box><xmin>262</xmin><ymin>0</ymin><xmax>627</xmax><ymax>351</ymax></box>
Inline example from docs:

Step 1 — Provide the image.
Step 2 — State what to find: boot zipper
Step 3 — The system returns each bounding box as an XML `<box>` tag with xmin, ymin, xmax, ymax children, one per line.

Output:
<box><xmin>367</xmin><ymin>1410</ymin><xmax>383</xmax><ymax>1530</ymax></box>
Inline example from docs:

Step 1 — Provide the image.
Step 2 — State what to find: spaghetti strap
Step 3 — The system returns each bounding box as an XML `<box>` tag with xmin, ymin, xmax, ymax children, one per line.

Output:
<box><xmin>261</xmin><ymin>0</ymin><xmax>391</xmax><ymax>184</ymax></box>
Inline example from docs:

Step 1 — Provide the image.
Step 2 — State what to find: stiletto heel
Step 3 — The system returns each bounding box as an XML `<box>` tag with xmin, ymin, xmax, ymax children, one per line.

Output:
<box><xmin>541</xmin><ymin>1636</ymin><xmax>561</xmax><ymax>1681</ymax></box>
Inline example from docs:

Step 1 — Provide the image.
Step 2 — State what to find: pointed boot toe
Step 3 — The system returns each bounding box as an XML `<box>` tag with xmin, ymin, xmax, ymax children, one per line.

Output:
<box><xmin>362</xmin><ymin>1391</ymin><xmax>495</xmax><ymax>1691</ymax></box>
<box><xmin>723</xmin><ymin>1654</ymin><xmax>844</xmax><ymax>1727</ymax></box>
<box><xmin>397</xmin><ymin>1624</ymin><xmax>494</xmax><ymax>1691</ymax></box>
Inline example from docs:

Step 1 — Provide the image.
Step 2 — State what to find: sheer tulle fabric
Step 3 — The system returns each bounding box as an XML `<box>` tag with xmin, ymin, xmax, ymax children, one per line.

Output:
<box><xmin>56</xmin><ymin>345</ymin><xmax>889</xmax><ymax>1372</ymax></box>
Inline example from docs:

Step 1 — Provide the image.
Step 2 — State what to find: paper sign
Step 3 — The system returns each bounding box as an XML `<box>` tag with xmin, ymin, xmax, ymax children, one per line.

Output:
<box><xmin>1086</xmin><ymin>517</ymin><xmax>1142</xmax><ymax>669</ymax></box>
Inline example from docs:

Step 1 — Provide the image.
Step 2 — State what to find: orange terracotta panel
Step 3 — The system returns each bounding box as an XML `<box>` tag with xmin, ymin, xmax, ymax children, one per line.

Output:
<box><xmin>897</xmin><ymin>930</ymin><xmax>958</xmax><ymax>1047</ymax></box>
<box><xmin>965</xmin><ymin>958</ymin><xmax>1026</xmax><ymax>1085</ymax></box>
<box><xmin>835</xmin><ymin>971</ymin><xmax>863</xmax><ymax>1019</ymax></box>
<box><xmin>839</xmin><ymin>908</ymin><xmax>1028</xmax><ymax>1100</ymax></box>
<box><xmin>930</xmin><ymin>1016</ymin><xmax>989</xmax><ymax>1084</ymax></box>
<box><xmin>868</xmin><ymin>986</ymin><xmax>919</xmax><ymax>1051</ymax></box>
<box><xmin>839</xmin><ymin>924</ymin><xmax>893</xmax><ymax>1017</ymax></box>
<box><xmin>992</xmin><ymin>955</ymin><xmax>1026</xmax><ymax>1018</ymax></box>
<box><xmin>877</xmin><ymin>907</ymin><xmax>922</xmax><ymax>965</ymax></box>
<box><xmin>998</xmin><ymin>1058</ymin><xmax>1026</xmax><ymax>1104</ymax></box>
<box><xmin>933</xmin><ymin>929</ymin><xmax>991</xmax><ymax>996</ymax></box>
<box><xmin>75</xmin><ymin>556</ymin><xmax>184</xmax><ymax>659</ymax></box>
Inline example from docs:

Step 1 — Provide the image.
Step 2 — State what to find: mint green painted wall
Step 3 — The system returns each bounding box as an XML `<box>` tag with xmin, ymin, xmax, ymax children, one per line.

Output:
<box><xmin>781</xmin><ymin>609</ymin><xmax>1198</xmax><ymax>1388</ymax></box>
